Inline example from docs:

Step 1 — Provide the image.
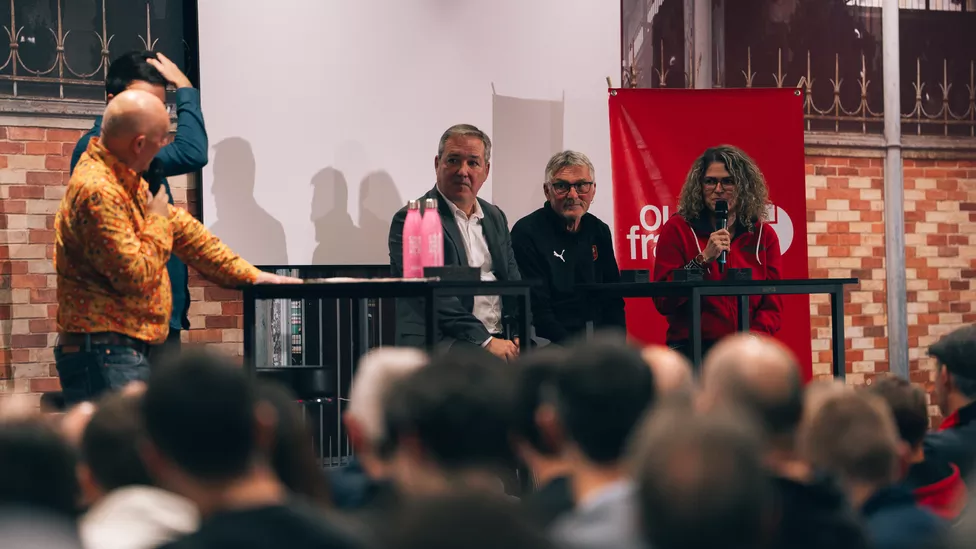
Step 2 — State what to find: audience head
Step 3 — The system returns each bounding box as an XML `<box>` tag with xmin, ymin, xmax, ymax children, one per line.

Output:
<box><xmin>105</xmin><ymin>50</ymin><xmax>168</xmax><ymax>103</ymax></box>
<box><xmin>100</xmin><ymin>89</ymin><xmax>171</xmax><ymax>173</ymax></box>
<box><xmin>510</xmin><ymin>346</ymin><xmax>570</xmax><ymax>469</ymax></box>
<box><xmin>544</xmin><ymin>150</ymin><xmax>597</xmax><ymax>226</ymax></box>
<box><xmin>930</xmin><ymin>324</ymin><xmax>976</xmax><ymax>416</ymax></box>
<box><xmin>381</xmin><ymin>492</ymin><xmax>555</xmax><ymax>549</ymax></box>
<box><xmin>641</xmin><ymin>344</ymin><xmax>695</xmax><ymax>403</ymax></box>
<box><xmin>0</xmin><ymin>418</ymin><xmax>80</xmax><ymax>518</ymax></box>
<box><xmin>549</xmin><ymin>333</ymin><xmax>655</xmax><ymax>466</ymax></box>
<box><xmin>256</xmin><ymin>381</ymin><xmax>332</xmax><ymax>508</ymax></box>
<box><xmin>140</xmin><ymin>350</ymin><xmax>274</xmax><ymax>505</ymax></box>
<box><xmin>345</xmin><ymin>347</ymin><xmax>428</xmax><ymax>478</ymax></box>
<box><xmin>79</xmin><ymin>392</ymin><xmax>154</xmax><ymax>503</ymax></box>
<box><xmin>699</xmin><ymin>334</ymin><xmax>804</xmax><ymax>453</ymax></box>
<box><xmin>384</xmin><ymin>346</ymin><xmax>516</xmax><ymax>494</ymax></box>
<box><xmin>867</xmin><ymin>375</ymin><xmax>929</xmax><ymax>460</ymax></box>
<box><xmin>801</xmin><ymin>391</ymin><xmax>904</xmax><ymax>508</ymax></box>
<box><xmin>633</xmin><ymin>404</ymin><xmax>773</xmax><ymax>549</ymax></box>
<box><xmin>434</xmin><ymin>124</ymin><xmax>491</xmax><ymax>210</ymax></box>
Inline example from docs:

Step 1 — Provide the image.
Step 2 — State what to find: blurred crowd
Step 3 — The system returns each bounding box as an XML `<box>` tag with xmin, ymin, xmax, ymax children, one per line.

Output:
<box><xmin>2</xmin><ymin>324</ymin><xmax>976</xmax><ymax>549</ymax></box>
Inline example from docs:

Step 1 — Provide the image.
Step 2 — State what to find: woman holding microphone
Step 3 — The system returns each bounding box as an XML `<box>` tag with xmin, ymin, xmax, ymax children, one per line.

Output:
<box><xmin>652</xmin><ymin>145</ymin><xmax>783</xmax><ymax>361</ymax></box>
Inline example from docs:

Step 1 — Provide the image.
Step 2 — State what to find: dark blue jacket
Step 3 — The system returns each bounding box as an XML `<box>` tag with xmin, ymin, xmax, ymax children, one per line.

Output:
<box><xmin>862</xmin><ymin>485</ymin><xmax>949</xmax><ymax>549</ymax></box>
<box><xmin>70</xmin><ymin>87</ymin><xmax>208</xmax><ymax>332</ymax></box>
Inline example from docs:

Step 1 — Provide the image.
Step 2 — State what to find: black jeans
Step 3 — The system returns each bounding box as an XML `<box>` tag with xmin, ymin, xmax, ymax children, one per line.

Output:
<box><xmin>668</xmin><ymin>339</ymin><xmax>718</xmax><ymax>367</ymax></box>
<box><xmin>54</xmin><ymin>344</ymin><xmax>151</xmax><ymax>406</ymax></box>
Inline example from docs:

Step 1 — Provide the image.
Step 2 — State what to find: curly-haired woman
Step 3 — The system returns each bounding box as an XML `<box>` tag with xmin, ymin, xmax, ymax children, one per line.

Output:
<box><xmin>652</xmin><ymin>145</ymin><xmax>783</xmax><ymax>361</ymax></box>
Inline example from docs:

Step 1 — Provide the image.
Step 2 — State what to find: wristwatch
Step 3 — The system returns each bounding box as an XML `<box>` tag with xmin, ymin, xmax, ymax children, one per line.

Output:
<box><xmin>693</xmin><ymin>253</ymin><xmax>709</xmax><ymax>268</ymax></box>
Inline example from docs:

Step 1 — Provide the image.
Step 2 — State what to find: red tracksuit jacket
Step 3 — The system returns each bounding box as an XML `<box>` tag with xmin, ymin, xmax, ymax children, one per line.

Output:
<box><xmin>652</xmin><ymin>213</ymin><xmax>783</xmax><ymax>343</ymax></box>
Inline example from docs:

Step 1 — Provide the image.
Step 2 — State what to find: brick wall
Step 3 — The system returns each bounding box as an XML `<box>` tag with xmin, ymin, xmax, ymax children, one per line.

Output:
<box><xmin>1</xmin><ymin>121</ymin><xmax>975</xmax><ymax>406</ymax></box>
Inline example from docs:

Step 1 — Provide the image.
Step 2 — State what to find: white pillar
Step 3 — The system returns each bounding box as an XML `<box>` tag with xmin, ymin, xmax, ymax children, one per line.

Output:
<box><xmin>882</xmin><ymin>0</ymin><xmax>908</xmax><ymax>377</ymax></box>
<box><xmin>693</xmin><ymin>0</ymin><xmax>712</xmax><ymax>88</ymax></box>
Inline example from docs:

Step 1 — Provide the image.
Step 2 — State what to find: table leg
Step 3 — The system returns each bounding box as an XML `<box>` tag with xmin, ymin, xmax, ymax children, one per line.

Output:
<box><xmin>242</xmin><ymin>288</ymin><xmax>256</xmax><ymax>375</ymax></box>
<box><xmin>425</xmin><ymin>290</ymin><xmax>437</xmax><ymax>349</ymax></box>
<box><xmin>518</xmin><ymin>291</ymin><xmax>530</xmax><ymax>355</ymax></box>
<box><xmin>354</xmin><ymin>298</ymin><xmax>370</xmax><ymax>360</ymax></box>
<box><xmin>737</xmin><ymin>295</ymin><xmax>750</xmax><ymax>332</ymax></box>
<box><xmin>830</xmin><ymin>286</ymin><xmax>846</xmax><ymax>379</ymax></box>
<box><xmin>691</xmin><ymin>289</ymin><xmax>703</xmax><ymax>369</ymax></box>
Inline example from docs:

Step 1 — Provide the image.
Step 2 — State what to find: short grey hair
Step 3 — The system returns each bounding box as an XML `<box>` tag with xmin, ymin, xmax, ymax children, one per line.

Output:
<box><xmin>437</xmin><ymin>124</ymin><xmax>492</xmax><ymax>163</ymax></box>
<box><xmin>545</xmin><ymin>150</ymin><xmax>595</xmax><ymax>184</ymax></box>
<box><xmin>347</xmin><ymin>347</ymin><xmax>428</xmax><ymax>445</ymax></box>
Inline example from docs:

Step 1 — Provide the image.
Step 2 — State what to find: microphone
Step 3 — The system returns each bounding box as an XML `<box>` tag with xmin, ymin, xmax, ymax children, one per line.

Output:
<box><xmin>715</xmin><ymin>200</ymin><xmax>728</xmax><ymax>272</ymax></box>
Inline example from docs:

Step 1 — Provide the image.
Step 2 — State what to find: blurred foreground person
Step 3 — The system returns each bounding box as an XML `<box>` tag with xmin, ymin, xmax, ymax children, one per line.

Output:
<box><xmin>547</xmin><ymin>335</ymin><xmax>656</xmax><ymax>549</ymax></box>
<box><xmin>640</xmin><ymin>345</ymin><xmax>695</xmax><ymax>404</ymax></box>
<box><xmin>927</xmin><ymin>325</ymin><xmax>976</xmax><ymax>486</ymax></box>
<box><xmin>699</xmin><ymin>334</ymin><xmax>869</xmax><ymax>549</ymax></box>
<box><xmin>78</xmin><ymin>392</ymin><xmax>197</xmax><ymax>549</ymax></box>
<box><xmin>332</xmin><ymin>347</ymin><xmax>428</xmax><ymax>511</ymax></box>
<box><xmin>140</xmin><ymin>350</ymin><xmax>363</xmax><ymax>549</ymax></box>
<box><xmin>632</xmin><ymin>403</ymin><xmax>774</xmax><ymax>549</ymax></box>
<box><xmin>870</xmin><ymin>375</ymin><xmax>967</xmax><ymax>521</ymax></box>
<box><xmin>803</xmin><ymin>391</ymin><xmax>949</xmax><ymax>549</ymax></box>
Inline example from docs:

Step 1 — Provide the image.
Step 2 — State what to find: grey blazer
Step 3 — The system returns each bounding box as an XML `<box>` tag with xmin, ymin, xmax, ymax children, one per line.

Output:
<box><xmin>387</xmin><ymin>186</ymin><xmax>522</xmax><ymax>348</ymax></box>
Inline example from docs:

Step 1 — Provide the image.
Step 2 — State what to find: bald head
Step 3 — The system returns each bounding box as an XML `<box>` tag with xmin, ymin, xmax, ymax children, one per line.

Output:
<box><xmin>100</xmin><ymin>89</ymin><xmax>170</xmax><ymax>173</ymax></box>
<box><xmin>641</xmin><ymin>345</ymin><xmax>694</xmax><ymax>398</ymax></box>
<box><xmin>699</xmin><ymin>334</ymin><xmax>803</xmax><ymax>446</ymax></box>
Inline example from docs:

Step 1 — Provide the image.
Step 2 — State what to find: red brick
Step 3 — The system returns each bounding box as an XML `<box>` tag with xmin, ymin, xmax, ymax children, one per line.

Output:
<box><xmin>7</xmin><ymin>127</ymin><xmax>45</xmax><ymax>141</ymax></box>
<box><xmin>0</xmin><ymin>156</ymin><xmax>6</xmax><ymax>169</ymax></box>
<box><xmin>950</xmin><ymin>302</ymin><xmax>971</xmax><ymax>313</ymax></box>
<box><xmin>46</xmin><ymin>129</ymin><xmax>82</xmax><ymax>142</ymax></box>
<box><xmin>186</xmin><ymin>329</ymin><xmax>224</xmax><ymax>343</ymax></box>
<box><xmin>29</xmin><ymin>378</ymin><xmax>62</xmax><ymax>393</ymax></box>
<box><xmin>0</xmin><ymin>142</ymin><xmax>25</xmax><ymax>154</ymax></box>
<box><xmin>28</xmin><ymin>318</ymin><xmax>56</xmax><ymax>333</ymax></box>
<box><xmin>10</xmin><ymin>274</ymin><xmax>48</xmax><ymax>288</ymax></box>
<box><xmin>0</xmin><ymin>305</ymin><xmax>9</xmax><ymax>320</ymax></box>
<box><xmin>26</xmin><ymin>171</ymin><xmax>64</xmax><ymax>185</ymax></box>
<box><xmin>826</xmin><ymin>157</ymin><xmax>850</xmax><ymax>166</ymax></box>
<box><xmin>0</xmin><ymin>128</ymin><xmax>6</xmax><ymax>139</ymax></box>
<box><xmin>206</xmin><ymin>315</ymin><xmax>240</xmax><ymax>329</ymax></box>
<box><xmin>29</xmin><ymin>230</ymin><xmax>55</xmax><ymax>244</ymax></box>
<box><xmin>0</xmin><ymin>201</ymin><xmax>27</xmax><ymax>214</ymax></box>
<box><xmin>45</xmin><ymin>156</ymin><xmax>70</xmax><ymax>171</ymax></box>
<box><xmin>29</xmin><ymin>288</ymin><xmax>57</xmax><ymax>303</ymax></box>
<box><xmin>25</xmin><ymin>142</ymin><xmax>64</xmax><ymax>155</ymax></box>
<box><xmin>62</xmin><ymin>142</ymin><xmax>76</xmax><ymax>156</ymax></box>
<box><xmin>11</xmin><ymin>349</ymin><xmax>30</xmax><ymax>363</ymax></box>
<box><xmin>815</xmin><ymin>166</ymin><xmax>838</xmax><ymax>176</ymax></box>
<box><xmin>8</xmin><ymin>186</ymin><xmax>45</xmax><ymax>199</ymax></box>
<box><xmin>203</xmin><ymin>287</ymin><xmax>241</xmax><ymax>301</ymax></box>
<box><xmin>11</xmin><ymin>334</ymin><xmax>47</xmax><ymax>348</ymax></box>
<box><xmin>222</xmin><ymin>301</ymin><xmax>243</xmax><ymax>316</ymax></box>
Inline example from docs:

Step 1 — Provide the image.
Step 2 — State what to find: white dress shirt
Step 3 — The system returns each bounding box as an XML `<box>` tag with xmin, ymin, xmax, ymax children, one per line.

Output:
<box><xmin>438</xmin><ymin>190</ymin><xmax>503</xmax><ymax>342</ymax></box>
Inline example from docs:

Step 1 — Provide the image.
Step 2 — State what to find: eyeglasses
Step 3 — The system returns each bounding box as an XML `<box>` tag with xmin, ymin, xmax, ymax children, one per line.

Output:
<box><xmin>549</xmin><ymin>180</ymin><xmax>594</xmax><ymax>195</ymax></box>
<box><xmin>704</xmin><ymin>177</ymin><xmax>736</xmax><ymax>189</ymax></box>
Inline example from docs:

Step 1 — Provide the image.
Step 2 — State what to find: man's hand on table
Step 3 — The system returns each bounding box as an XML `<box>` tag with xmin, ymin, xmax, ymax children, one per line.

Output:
<box><xmin>255</xmin><ymin>272</ymin><xmax>303</xmax><ymax>284</ymax></box>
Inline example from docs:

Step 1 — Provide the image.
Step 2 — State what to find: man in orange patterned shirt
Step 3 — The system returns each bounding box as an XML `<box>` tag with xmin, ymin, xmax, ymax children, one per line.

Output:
<box><xmin>54</xmin><ymin>89</ymin><xmax>299</xmax><ymax>405</ymax></box>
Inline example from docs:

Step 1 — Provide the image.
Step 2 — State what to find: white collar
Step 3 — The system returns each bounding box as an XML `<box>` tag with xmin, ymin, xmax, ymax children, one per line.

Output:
<box><xmin>437</xmin><ymin>188</ymin><xmax>484</xmax><ymax>220</ymax></box>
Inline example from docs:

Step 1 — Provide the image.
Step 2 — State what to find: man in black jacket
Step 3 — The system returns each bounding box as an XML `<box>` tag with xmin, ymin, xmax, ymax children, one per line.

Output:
<box><xmin>926</xmin><ymin>324</ymin><xmax>976</xmax><ymax>486</ymax></box>
<box><xmin>388</xmin><ymin>124</ymin><xmax>522</xmax><ymax>361</ymax></box>
<box><xmin>511</xmin><ymin>151</ymin><xmax>625</xmax><ymax>344</ymax></box>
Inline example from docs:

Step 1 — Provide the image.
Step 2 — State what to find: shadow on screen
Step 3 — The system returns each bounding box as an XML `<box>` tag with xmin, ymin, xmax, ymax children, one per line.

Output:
<box><xmin>209</xmin><ymin>137</ymin><xmax>289</xmax><ymax>266</ymax></box>
<box><xmin>491</xmin><ymin>93</ymin><xmax>565</xmax><ymax>227</ymax></box>
<box><xmin>359</xmin><ymin>170</ymin><xmax>403</xmax><ymax>266</ymax></box>
<box><xmin>310</xmin><ymin>167</ymin><xmax>368</xmax><ymax>265</ymax></box>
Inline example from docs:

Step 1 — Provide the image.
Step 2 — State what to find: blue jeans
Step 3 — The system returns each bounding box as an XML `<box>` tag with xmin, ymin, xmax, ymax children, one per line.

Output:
<box><xmin>54</xmin><ymin>344</ymin><xmax>151</xmax><ymax>406</ymax></box>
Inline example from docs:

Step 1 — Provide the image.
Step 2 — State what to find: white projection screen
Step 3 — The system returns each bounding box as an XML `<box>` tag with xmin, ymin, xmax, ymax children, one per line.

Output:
<box><xmin>198</xmin><ymin>0</ymin><xmax>621</xmax><ymax>266</ymax></box>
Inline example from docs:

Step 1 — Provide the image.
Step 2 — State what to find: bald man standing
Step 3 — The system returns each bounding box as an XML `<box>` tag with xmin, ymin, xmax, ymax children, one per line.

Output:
<box><xmin>698</xmin><ymin>334</ymin><xmax>869</xmax><ymax>549</ymax></box>
<box><xmin>54</xmin><ymin>90</ymin><xmax>298</xmax><ymax>406</ymax></box>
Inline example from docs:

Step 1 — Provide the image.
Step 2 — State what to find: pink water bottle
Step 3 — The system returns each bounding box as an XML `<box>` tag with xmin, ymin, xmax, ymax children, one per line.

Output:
<box><xmin>421</xmin><ymin>198</ymin><xmax>444</xmax><ymax>269</ymax></box>
<box><xmin>402</xmin><ymin>200</ymin><xmax>423</xmax><ymax>278</ymax></box>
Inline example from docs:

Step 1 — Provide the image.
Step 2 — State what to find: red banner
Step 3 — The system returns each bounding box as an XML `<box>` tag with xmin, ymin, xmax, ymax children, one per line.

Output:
<box><xmin>609</xmin><ymin>88</ymin><xmax>812</xmax><ymax>380</ymax></box>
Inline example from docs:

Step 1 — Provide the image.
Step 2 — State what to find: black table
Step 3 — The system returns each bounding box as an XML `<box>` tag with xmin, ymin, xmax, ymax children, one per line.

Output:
<box><xmin>241</xmin><ymin>279</ymin><xmax>534</xmax><ymax>370</ymax></box>
<box><xmin>576</xmin><ymin>278</ymin><xmax>859</xmax><ymax>378</ymax></box>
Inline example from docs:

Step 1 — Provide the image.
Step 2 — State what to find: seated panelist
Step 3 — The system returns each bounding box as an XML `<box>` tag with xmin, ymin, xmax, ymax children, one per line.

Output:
<box><xmin>652</xmin><ymin>145</ymin><xmax>783</xmax><ymax>361</ymax></box>
<box><xmin>387</xmin><ymin>124</ymin><xmax>523</xmax><ymax>362</ymax></box>
<box><xmin>511</xmin><ymin>151</ymin><xmax>625</xmax><ymax>344</ymax></box>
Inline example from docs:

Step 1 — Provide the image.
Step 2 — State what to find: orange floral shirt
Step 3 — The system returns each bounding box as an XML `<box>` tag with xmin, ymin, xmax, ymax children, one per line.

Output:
<box><xmin>55</xmin><ymin>137</ymin><xmax>261</xmax><ymax>344</ymax></box>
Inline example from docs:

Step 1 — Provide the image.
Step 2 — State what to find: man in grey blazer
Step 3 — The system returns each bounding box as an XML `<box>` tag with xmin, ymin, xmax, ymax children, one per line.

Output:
<box><xmin>388</xmin><ymin>124</ymin><xmax>522</xmax><ymax>361</ymax></box>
